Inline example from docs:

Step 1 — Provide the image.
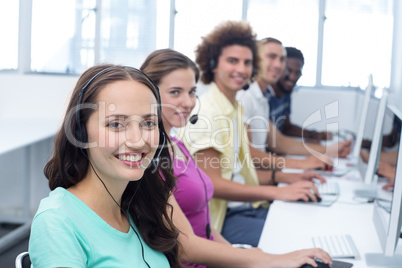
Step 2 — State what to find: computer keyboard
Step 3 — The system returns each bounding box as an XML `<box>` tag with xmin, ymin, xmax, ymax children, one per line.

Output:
<box><xmin>312</xmin><ymin>234</ymin><xmax>360</xmax><ymax>259</ymax></box>
<box><xmin>316</xmin><ymin>181</ymin><xmax>340</xmax><ymax>196</ymax></box>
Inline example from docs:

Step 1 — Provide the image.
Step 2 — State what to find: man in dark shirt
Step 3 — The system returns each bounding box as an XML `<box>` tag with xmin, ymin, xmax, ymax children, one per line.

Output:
<box><xmin>269</xmin><ymin>47</ymin><xmax>332</xmax><ymax>141</ymax></box>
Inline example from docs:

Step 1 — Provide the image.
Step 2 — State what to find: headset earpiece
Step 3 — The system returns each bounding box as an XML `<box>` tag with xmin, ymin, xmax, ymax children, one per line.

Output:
<box><xmin>209</xmin><ymin>58</ymin><xmax>216</xmax><ymax>70</ymax></box>
<box><xmin>75</xmin><ymin>120</ymin><xmax>88</xmax><ymax>144</ymax></box>
<box><xmin>75</xmin><ymin>67</ymin><xmax>113</xmax><ymax>144</ymax></box>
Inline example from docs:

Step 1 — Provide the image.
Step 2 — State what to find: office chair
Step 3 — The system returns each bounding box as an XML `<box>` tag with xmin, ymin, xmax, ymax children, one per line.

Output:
<box><xmin>15</xmin><ymin>251</ymin><xmax>31</xmax><ymax>268</ymax></box>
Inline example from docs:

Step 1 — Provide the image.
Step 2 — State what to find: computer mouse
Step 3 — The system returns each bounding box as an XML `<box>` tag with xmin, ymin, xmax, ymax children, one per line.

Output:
<box><xmin>301</xmin><ymin>260</ymin><xmax>352</xmax><ymax>268</ymax></box>
<box><xmin>297</xmin><ymin>194</ymin><xmax>322</xmax><ymax>203</ymax></box>
<box><xmin>300</xmin><ymin>258</ymin><xmax>332</xmax><ymax>268</ymax></box>
<box><xmin>300</xmin><ymin>262</ymin><xmax>332</xmax><ymax>268</ymax></box>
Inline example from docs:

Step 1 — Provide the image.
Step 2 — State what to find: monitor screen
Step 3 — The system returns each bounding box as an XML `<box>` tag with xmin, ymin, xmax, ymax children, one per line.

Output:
<box><xmin>351</xmin><ymin>74</ymin><xmax>374</xmax><ymax>162</ymax></box>
<box><xmin>356</xmin><ymin>91</ymin><xmax>388</xmax><ymax>185</ymax></box>
<box><xmin>367</xmin><ymin>105</ymin><xmax>402</xmax><ymax>266</ymax></box>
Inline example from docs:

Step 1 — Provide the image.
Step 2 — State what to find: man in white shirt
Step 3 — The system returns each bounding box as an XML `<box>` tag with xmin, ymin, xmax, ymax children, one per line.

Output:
<box><xmin>237</xmin><ymin>38</ymin><xmax>351</xmax><ymax>162</ymax></box>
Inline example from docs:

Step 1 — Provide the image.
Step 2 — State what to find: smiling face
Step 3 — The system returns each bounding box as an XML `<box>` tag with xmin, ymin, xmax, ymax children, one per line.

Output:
<box><xmin>158</xmin><ymin>68</ymin><xmax>197</xmax><ymax>132</ymax></box>
<box><xmin>85</xmin><ymin>79</ymin><xmax>159</xmax><ymax>184</ymax></box>
<box><xmin>278</xmin><ymin>57</ymin><xmax>303</xmax><ymax>93</ymax></box>
<box><xmin>257</xmin><ymin>41</ymin><xmax>286</xmax><ymax>90</ymax></box>
<box><xmin>213</xmin><ymin>45</ymin><xmax>253</xmax><ymax>102</ymax></box>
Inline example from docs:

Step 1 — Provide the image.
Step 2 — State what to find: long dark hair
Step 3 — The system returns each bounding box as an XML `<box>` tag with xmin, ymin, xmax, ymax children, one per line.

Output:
<box><xmin>44</xmin><ymin>64</ymin><xmax>182</xmax><ymax>267</ymax></box>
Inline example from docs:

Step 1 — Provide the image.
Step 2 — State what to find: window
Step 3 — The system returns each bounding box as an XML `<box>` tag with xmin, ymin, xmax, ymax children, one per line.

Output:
<box><xmin>247</xmin><ymin>0</ymin><xmax>393</xmax><ymax>88</ymax></box>
<box><xmin>31</xmin><ymin>0</ymin><xmax>96</xmax><ymax>73</ymax></box>
<box><xmin>10</xmin><ymin>0</ymin><xmax>396</xmax><ymax>90</ymax></box>
<box><xmin>99</xmin><ymin>0</ymin><xmax>158</xmax><ymax>68</ymax></box>
<box><xmin>174</xmin><ymin>0</ymin><xmax>243</xmax><ymax>60</ymax></box>
<box><xmin>31</xmin><ymin>0</ymin><xmax>160</xmax><ymax>74</ymax></box>
<box><xmin>0</xmin><ymin>1</ymin><xmax>19</xmax><ymax>70</ymax></box>
<box><xmin>322</xmin><ymin>0</ymin><xmax>393</xmax><ymax>88</ymax></box>
<box><xmin>247</xmin><ymin>0</ymin><xmax>319</xmax><ymax>87</ymax></box>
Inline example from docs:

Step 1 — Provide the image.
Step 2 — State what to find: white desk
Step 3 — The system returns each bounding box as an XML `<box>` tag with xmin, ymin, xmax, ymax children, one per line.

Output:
<box><xmin>0</xmin><ymin>118</ymin><xmax>59</xmax><ymax>253</ymax></box>
<box><xmin>258</xmin><ymin>178</ymin><xmax>402</xmax><ymax>267</ymax></box>
<box><xmin>0</xmin><ymin>118</ymin><xmax>60</xmax><ymax>155</ymax></box>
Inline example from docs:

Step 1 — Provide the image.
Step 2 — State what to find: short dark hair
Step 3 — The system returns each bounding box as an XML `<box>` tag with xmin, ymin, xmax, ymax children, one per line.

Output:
<box><xmin>285</xmin><ymin>47</ymin><xmax>304</xmax><ymax>65</ymax></box>
<box><xmin>195</xmin><ymin>20</ymin><xmax>259</xmax><ymax>84</ymax></box>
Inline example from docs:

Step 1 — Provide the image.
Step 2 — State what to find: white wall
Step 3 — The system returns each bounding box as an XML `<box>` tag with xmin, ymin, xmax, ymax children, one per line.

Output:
<box><xmin>290</xmin><ymin>87</ymin><xmax>359</xmax><ymax>133</ymax></box>
<box><xmin>290</xmin><ymin>87</ymin><xmax>399</xmax><ymax>144</ymax></box>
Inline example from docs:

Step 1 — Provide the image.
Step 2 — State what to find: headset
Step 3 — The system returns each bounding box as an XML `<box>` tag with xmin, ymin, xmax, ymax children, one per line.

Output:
<box><xmin>74</xmin><ymin>66</ymin><xmax>169</xmax><ymax>268</ymax></box>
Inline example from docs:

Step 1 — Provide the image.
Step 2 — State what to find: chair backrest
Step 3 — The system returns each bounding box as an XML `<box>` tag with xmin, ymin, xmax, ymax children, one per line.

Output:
<box><xmin>15</xmin><ymin>251</ymin><xmax>31</xmax><ymax>268</ymax></box>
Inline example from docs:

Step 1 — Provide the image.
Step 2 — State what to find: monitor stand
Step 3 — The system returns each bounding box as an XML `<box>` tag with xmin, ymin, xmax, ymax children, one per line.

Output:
<box><xmin>365</xmin><ymin>253</ymin><xmax>402</xmax><ymax>267</ymax></box>
<box><xmin>354</xmin><ymin>176</ymin><xmax>390</xmax><ymax>199</ymax></box>
<box><xmin>354</xmin><ymin>184</ymin><xmax>377</xmax><ymax>198</ymax></box>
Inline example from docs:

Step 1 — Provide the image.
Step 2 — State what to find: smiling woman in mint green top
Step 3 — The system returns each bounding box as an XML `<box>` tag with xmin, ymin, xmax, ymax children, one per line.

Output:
<box><xmin>29</xmin><ymin>65</ymin><xmax>182</xmax><ymax>267</ymax></box>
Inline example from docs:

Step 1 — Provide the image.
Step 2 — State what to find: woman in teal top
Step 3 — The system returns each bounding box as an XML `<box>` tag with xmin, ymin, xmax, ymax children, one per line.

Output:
<box><xmin>29</xmin><ymin>65</ymin><xmax>181</xmax><ymax>267</ymax></box>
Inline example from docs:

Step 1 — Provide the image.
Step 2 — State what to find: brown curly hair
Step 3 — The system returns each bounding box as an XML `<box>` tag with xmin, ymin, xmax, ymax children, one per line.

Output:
<box><xmin>195</xmin><ymin>20</ymin><xmax>259</xmax><ymax>84</ymax></box>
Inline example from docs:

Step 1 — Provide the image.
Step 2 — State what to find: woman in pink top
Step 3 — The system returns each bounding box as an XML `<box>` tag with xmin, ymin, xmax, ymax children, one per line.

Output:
<box><xmin>140</xmin><ymin>48</ymin><xmax>332</xmax><ymax>268</ymax></box>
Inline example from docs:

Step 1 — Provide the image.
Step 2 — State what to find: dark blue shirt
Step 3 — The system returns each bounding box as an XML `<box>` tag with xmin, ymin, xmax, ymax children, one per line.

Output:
<box><xmin>265</xmin><ymin>89</ymin><xmax>291</xmax><ymax>131</ymax></box>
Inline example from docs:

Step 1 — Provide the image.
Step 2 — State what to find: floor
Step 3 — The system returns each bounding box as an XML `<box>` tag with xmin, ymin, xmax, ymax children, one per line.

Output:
<box><xmin>0</xmin><ymin>223</ymin><xmax>29</xmax><ymax>268</ymax></box>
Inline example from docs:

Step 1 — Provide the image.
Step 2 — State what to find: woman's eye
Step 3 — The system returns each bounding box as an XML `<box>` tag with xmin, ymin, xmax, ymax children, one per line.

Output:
<box><xmin>170</xmin><ymin>90</ymin><xmax>179</xmax><ymax>96</ymax></box>
<box><xmin>108</xmin><ymin>121</ymin><xmax>123</xmax><ymax>129</ymax></box>
<box><xmin>189</xmin><ymin>89</ymin><xmax>197</xmax><ymax>96</ymax></box>
<box><xmin>142</xmin><ymin>121</ymin><xmax>156</xmax><ymax>128</ymax></box>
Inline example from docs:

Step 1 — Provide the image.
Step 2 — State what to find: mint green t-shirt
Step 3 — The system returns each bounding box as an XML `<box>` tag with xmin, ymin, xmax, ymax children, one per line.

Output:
<box><xmin>29</xmin><ymin>187</ymin><xmax>170</xmax><ymax>268</ymax></box>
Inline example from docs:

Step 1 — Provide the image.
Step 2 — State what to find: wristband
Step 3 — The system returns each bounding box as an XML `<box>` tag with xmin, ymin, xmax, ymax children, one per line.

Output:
<box><xmin>271</xmin><ymin>169</ymin><xmax>278</xmax><ymax>185</ymax></box>
<box><xmin>309</xmin><ymin>130</ymin><xmax>317</xmax><ymax>139</ymax></box>
<box><xmin>232</xmin><ymin>244</ymin><xmax>253</xmax><ymax>249</ymax></box>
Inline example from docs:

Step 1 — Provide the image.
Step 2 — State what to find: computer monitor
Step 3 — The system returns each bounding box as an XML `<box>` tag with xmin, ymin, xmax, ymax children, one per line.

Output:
<box><xmin>363</xmin><ymin>91</ymin><xmax>389</xmax><ymax>184</ymax></box>
<box><xmin>354</xmin><ymin>90</ymin><xmax>388</xmax><ymax>186</ymax></box>
<box><xmin>365</xmin><ymin>105</ymin><xmax>402</xmax><ymax>267</ymax></box>
<box><xmin>350</xmin><ymin>74</ymin><xmax>374</xmax><ymax>163</ymax></box>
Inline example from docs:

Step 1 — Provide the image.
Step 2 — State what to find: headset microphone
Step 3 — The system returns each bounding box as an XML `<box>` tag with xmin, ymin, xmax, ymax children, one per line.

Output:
<box><xmin>189</xmin><ymin>115</ymin><xmax>198</xmax><ymax>124</ymax></box>
<box><xmin>189</xmin><ymin>96</ymin><xmax>200</xmax><ymax>124</ymax></box>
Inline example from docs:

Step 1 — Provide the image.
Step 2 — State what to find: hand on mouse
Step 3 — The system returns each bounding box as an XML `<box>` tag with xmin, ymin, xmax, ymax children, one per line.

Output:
<box><xmin>327</xmin><ymin>139</ymin><xmax>352</xmax><ymax>158</ymax></box>
<box><xmin>269</xmin><ymin>248</ymin><xmax>332</xmax><ymax>268</ymax></box>
<box><xmin>275</xmin><ymin>181</ymin><xmax>321</xmax><ymax>202</ymax></box>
